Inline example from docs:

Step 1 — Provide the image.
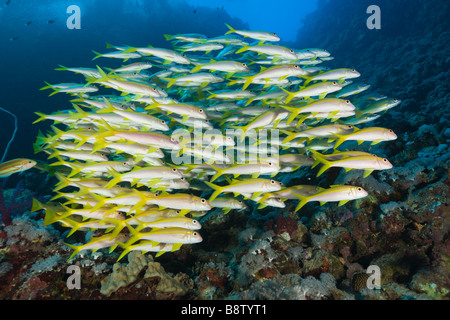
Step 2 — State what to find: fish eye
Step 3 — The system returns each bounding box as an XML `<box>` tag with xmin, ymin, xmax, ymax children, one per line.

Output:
<box><xmin>182</xmin><ymin>54</ymin><xmax>187</xmax><ymax>57</ymax></box>
<box><xmin>332</xmin><ymin>81</ymin><xmax>337</xmax><ymax>85</ymax></box>
<box><xmin>170</xmin><ymin>137</ymin><xmax>176</xmax><ymax>142</ymax></box>
<box><xmin>345</xmin><ymin>100</ymin><xmax>350</xmax><ymax>104</ymax></box>
<box><xmin>357</xmin><ymin>187</ymin><xmax>362</xmax><ymax>191</ymax></box>
<box><xmin>172</xmin><ymin>168</ymin><xmax>177</xmax><ymax>172</ymax></box>
<box><xmin>180</xmin><ymin>177</ymin><xmax>185</xmax><ymax>181</ymax></box>
<box><xmin>192</xmin><ymin>220</ymin><xmax>198</xmax><ymax>224</ymax></box>
<box><xmin>242</xmin><ymin>63</ymin><xmax>247</xmax><ymax>67</ymax></box>
<box><xmin>268</xmin><ymin>162</ymin><xmax>273</xmax><ymax>166</ymax></box>
<box><xmin>294</xmin><ymin>65</ymin><xmax>300</xmax><ymax>68</ymax></box>
<box><xmin>193</xmin><ymin>232</ymin><xmax>198</xmax><ymax>236</ymax></box>
<box><xmin>201</xmin><ymin>198</ymin><xmax>206</xmax><ymax>203</ymax></box>
<box><xmin>199</xmin><ymin>109</ymin><xmax>204</xmax><ymax>113</ymax></box>
<box><xmin>273</xmin><ymin>33</ymin><xmax>277</xmax><ymax>36</ymax></box>
<box><xmin>352</xmin><ymin>69</ymin><xmax>356</xmax><ymax>72</ymax></box>
<box><xmin>389</xmin><ymin>129</ymin><xmax>393</xmax><ymax>133</ymax></box>
<box><xmin>347</xmin><ymin>125</ymin><xmax>353</xmax><ymax>129</ymax></box>
<box><xmin>161</xmin><ymin>120</ymin><xmax>166</xmax><ymax>124</ymax></box>
<box><xmin>270</xmin><ymin>180</ymin><xmax>275</xmax><ymax>184</ymax></box>
<box><xmin>383</xmin><ymin>158</ymin><xmax>387</xmax><ymax>162</ymax></box>
<box><xmin>289</xmin><ymin>49</ymin><xmax>294</xmax><ymax>53</ymax></box>
<box><xmin>176</xmin><ymin>210</ymin><xmax>181</xmax><ymax>214</ymax></box>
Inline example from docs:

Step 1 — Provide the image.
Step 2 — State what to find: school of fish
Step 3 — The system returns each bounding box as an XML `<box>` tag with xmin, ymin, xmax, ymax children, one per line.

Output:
<box><xmin>32</xmin><ymin>23</ymin><xmax>399</xmax><ymax>261</ymax></box>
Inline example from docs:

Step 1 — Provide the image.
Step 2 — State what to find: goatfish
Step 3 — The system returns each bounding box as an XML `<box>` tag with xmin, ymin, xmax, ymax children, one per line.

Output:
<box><xmin>144</xmin><ymin>192</ymin><xmax>212</xmax><ymax>214</ymax></box>
<box><xmin>210</xmin><ymin>198</ymin><xmax>247</xmax><ymax>214</ymax></box>
<box><xmin>258</xmin><ymin>185</ymin><xmax>325</xmax><ymax>203</ymax></box>
<box><xmin>92</xmin><ymin>50</ymin><xmax>142</xmax><ymax>61</ymax></box>
<box><xmin>208</xmin><ymin>162</ymin><xmax>279</xmax><ymax>182</ymax></box>
<box><xmin>145</xmin><ymin>100</ymin><xmax>207</xmax><ymax>120</ymax></box>
<box><xmin>225</xmin><ymin>23</ymin><xmax>280</xmax><ymax>42</ymax></box>
<box><xmin>355</xmin><ymin>98</ymin><xmax>401</xmax><ymax>117</ymax></box>
<box><xmin>302</xmin><ymin>68</ymin><xmax>361</xmax><ymax>85</ymax></box>
<box><xmin>0</xmin><ymin>158</ymin><xmax>36</xmax><ymax>178</ymax></box>
<box><xmin>232</xmin><ymin>65</ymin><xmax>307</xmax><ymax>90</ymax></box>
<box><xmin>116</xmin><ymin>241</ymin><xmax>182</xmax><ymax>261</ymax></box>
<box><xmin>332</xmin><ymin>127</ymin><xmax>398</xmax><ymax>148</ymax></box>
<box><xmin>294</xmin><ymin>185</ymin><xmax>368</xmax><ymax>212</ymax></box>
<box><xmin>123</xmin><ymin>46</ymin><xmax>191</xmax><ymax>65</ymax></box>
<box><xmin>123</xmin><ymin>224</ymin><xmax>203</xmax><ymax>248</ymax></box>
<box><xmin>280</xmin><ymin>98</ymin><xmax>355</xmax><ymax>125</ymax></box>
<box><xmin>50</xmin><ymin>160</ymin><xmax>132</xmax><ymax>178</ymax></box>
<box><xmin>65</xmin><ymin>233</ymin><xmax>129</xmax><ymax>261</ymax></box>
<box><xmin>178</xmin><ymin>42</ymin><xmax>224</xmax><ymax>53</ymax></box>
<box><xmin>105</xmin><ymin>166</ymin><xmax>183</xmax><ymax>189</ymax></box>
<box><xmin>231</xmin><ymin>108</ymin><xmax>290</xmax><ymax>142</ymax></box>
<box><xmin>102</xmin><ymin>214</ymin><xmax>201</xmax><ymax>241</ymax></box>
<box><xmin>163</xmin><ymin>73</ymin><xmax>224</xmax><ymax>88</ymax></box>
<box><xmin>236</xmin><ymin>44</ymin><xmax>298</xmax><ymax>61</ymax></box>
<box><xmin>309</xmin><ymin>149</ymin><xmax>393</xmax><ymax>177</ymax></box>
<box><xmin>336</xmin><ymin>82</ymin><xmax>371</xmax><ymax>98</ymax></box>
<box><xmin>282</xmin><ymin>124</ymin><xmax>355</xmax><ymax>144</ymax></box>
<box><xmin>280</xmin><ymin>81</ymin><xmax>343</xmax><ymax>103</ymax></box>
<box><xmin>87</xmin><ymin>67</ymin><xmax>167</xmax><ymax>98</ymax></box>
<box><xmin>205</xmin><ymin>178</ymin><xmax>282</xmax><ymax>202</ymax></box>
<box><xmin>190</xmin><ymin>60</ymin><xmax>251</xmax><ymax>74</ymax></box>
<box><xmin>42</xmin><ymin>82</ymin><xmax>98</xmax><ymax>96</ymax></box>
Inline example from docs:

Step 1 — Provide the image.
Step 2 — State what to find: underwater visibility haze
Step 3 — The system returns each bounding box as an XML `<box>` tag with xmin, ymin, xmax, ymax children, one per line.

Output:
<box><xmin>0</xmin><ymin>0</ymin><xmax>448</xmax><ymax>302</ymax></box>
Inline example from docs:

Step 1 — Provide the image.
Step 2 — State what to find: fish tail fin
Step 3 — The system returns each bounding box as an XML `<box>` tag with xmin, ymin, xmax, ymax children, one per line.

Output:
<box><xmin>103</xmin><ymin>217</ymin><xmax>126</xmax><ymax>240</ymax></box>
<box><xmin>224</xmin><ymin>23</ymin><xmax>236</xmax><ymax>35</ymax></box>
<box><xmin>33</xmin><ymin>130</ymin><xmax>47</xmax><ymax>153</ymax></box>
<box><xmin>300</xmin><ymin>74</ymin><xmax>314</xmax><ymax>86</ymax></box>
<box><xmin>190</xmin><ymin>64</ymin><xmax>203</xmax><ymax>73</ymax></box>
<box><xmin>40</xmin><ymin>81</ymin><xmax>53</xmax><ymax>91</ymax></box>
<box><xmin>104</xmin><ymin>168</ymin><xmax>122</xmax><ymax>189</ymax></box>
<box><xmin>43</xmin><ymin>206</ymin><xmax>63</xmax><ymax>226</ymax></box>
<box><xmin>279</xmin><ymin>87</ymin><xmax>296</xmax><ymax>104</ymax></box>
<box><xmin>64</xmin><ymin>243</ymin><xmax>83</xmax><ymax>262</ymax></box>
<box><xmin>244</xmin><ymin>97</ymin><xmax>255</xmax><ymax>106</ymax></box>
<box><xmin>226</xmin><ymin>79</ymin><xmax>240</xmax><ymax>87</ymax></box>
<box><xmin>294</xmin><ymin>194</ymin><xmax>310</xmax><ymax>213</ymax></box>
<box><xmin>281</xmin><ymin>130</ymin><xmax>299</xmax><ymax>144</ymax></box>
<box><xmin>54</xmin><ymin>65</ymin><xmax>69</xmax><ymax>72</ymax></box>
<box><xmin>308</xmin><ymin>149</ymin><xmax>330</xmax><ymax>177</ymax></box>
<box><xmin>242</xmin><ymin>76</ymin><xmax>255</xmax><ymax>90</ymax></box>
<box><xmin>116</xmin><ymin>242</ymin><xmax>133</xmax><ymax>262</ymax></box>
<box><xmin>163</xmin><ymin>34</ymin><xmax>173</xmax><ymax>41</ymax></box>
<box><xmin>279</xmin><ymin>105</ymin><xmax>298</xmax><ymax>125</ymax></box>
<box><xmin>332</xmin><ymin>134</ymin><xmax>345</xmax><ymax>149</ymax></box>
<box><xmin>354</xmin><ymin>110</ymin><xmax>364</xmax><ymax>119</ymax></box>
<box><xmin>235</xmin><ymin>45</ymin><xmax>249</xmax><ymax>54</ymax></box>
<box><xmin>69</xmin><ymin>103</ymin><xmax>89</xmax><ymax>120</ymax></box>
<box><xmin>95</xmin><ymin>65</ymin><xmax>111</xmax><ymax>82</ymax></box>
<box><xmin>33</xmin><ymin>112</ymin><xmax>48</xmax><ymax>124</ymax></box>
<box><xmin>53</xmin><ymin>172</ymin><xmax>70</xmax><ymax>191</ymax></box>
<box><xmin>87</xmin><ymin>193</ymin><xmax>107</xmax><ymax>213</ymax></box>
<box><xmin>92</xmin><ymin>51</ymin><xmax>103</xmax><ymax>60</ymax></box>
<box><xmin>31</xmin><ymin>198</ymin><xmax>45</xmax><ymax>213</ymax></box>
<box><xmin>229</xmin><ymin>125</ymin><xmax>248</xmax><ymax>143</ymax></box>
<box><xmin>209</xmin><ymin>164</ymin><xmax>224</xmax><ymax>183</ymax></box>
<box><xmin>204</xmin><ymin>181</ymin><xmax>223</xmax><ymax>202</ymax></box>
<box><xmin>164</xmin><ymin>77</ymin><xmax>177</xmax><ymax>88</ymax></box>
